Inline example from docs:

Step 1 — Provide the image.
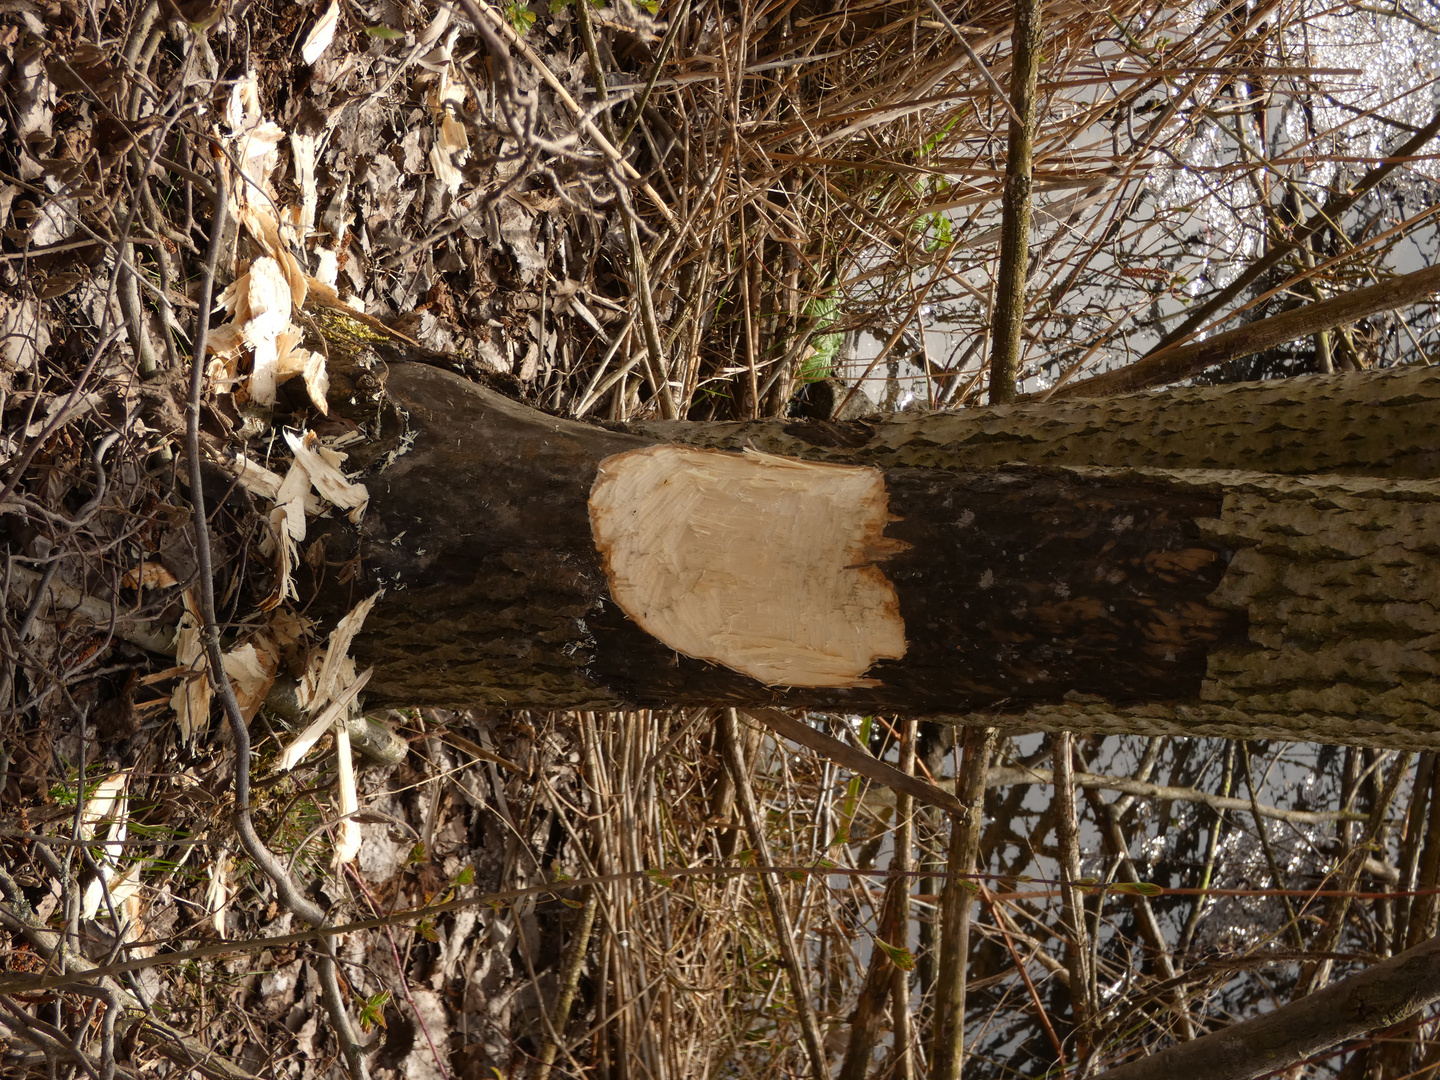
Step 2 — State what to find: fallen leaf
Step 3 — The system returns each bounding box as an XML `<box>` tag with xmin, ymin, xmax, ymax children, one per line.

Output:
<box><xmin>122</xmin><ymin>561</ymin><xmax>179</xmax><ymax>590</ymax></box>
<box><xmin>301</xmin><ymin>0</ymin><xmax>341</xmax><ymax>65</ymax></box>
<box><xmin>170</xmin><ymin>588</ymin><xmax>212</xmax><ymax>746</ymax></box>
<box><xmin>223</xmin><ymin>639</ymin><xmax>280</xmax><ymax>722</ymax></box>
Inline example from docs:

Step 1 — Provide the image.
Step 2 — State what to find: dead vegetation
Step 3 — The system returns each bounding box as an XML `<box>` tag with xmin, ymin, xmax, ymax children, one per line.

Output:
<box><xmin>4</xmin><ymin>0</ymin><xmax>1440</xmax><ymax>1077</ymax></box>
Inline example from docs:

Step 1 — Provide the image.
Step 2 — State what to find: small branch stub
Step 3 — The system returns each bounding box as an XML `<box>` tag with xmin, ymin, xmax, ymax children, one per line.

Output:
<box><xmin>588</xmin><ymin>445</ymin><xmax>909</xmax><ymax>687</ymax></box>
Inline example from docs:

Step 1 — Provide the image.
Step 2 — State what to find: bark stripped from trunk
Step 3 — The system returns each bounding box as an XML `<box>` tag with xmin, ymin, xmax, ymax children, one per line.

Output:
<box><xmin>312</xmin><ymin>360</ymin><xmax>1440</xmax><ymax>748</ymax></box>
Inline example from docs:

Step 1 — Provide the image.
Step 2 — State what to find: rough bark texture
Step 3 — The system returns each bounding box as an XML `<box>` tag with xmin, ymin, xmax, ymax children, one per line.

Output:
<box><xmin>633</xmin><ymin>364</ymin><xmax>1440</xmax><ymax>479</ymax></box>
<box><xmin>313</xmin><ymin>359</ymin><xmax>1440</xmax><ymax>747</ymax></box>
<box><xmin>936</xmin><ymin>469</ymin><xmax>1440</xmax><ymax>749</ymax></box>
<box><xmin>318</xmin><ymin>358</ymin><xmax>643</xmax><ymax>711</ymax></box>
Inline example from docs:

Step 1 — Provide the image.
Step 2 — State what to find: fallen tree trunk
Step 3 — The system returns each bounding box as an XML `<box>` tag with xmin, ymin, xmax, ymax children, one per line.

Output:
<box><xmin>312</xmin><ymin>359</ymin><xmax>1440</xmax><ymax>748</ymax></box>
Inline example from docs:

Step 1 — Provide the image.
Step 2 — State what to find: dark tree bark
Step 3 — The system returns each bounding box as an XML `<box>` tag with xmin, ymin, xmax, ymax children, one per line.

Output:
<box><xmin>311</xmin><ymin>358</ymin><xmax>1440</xmax><ymax>748</ymax></box>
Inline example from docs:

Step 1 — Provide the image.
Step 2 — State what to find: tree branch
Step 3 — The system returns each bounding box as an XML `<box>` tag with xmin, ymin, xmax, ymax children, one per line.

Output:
<box><xmin>746</xmin><ymin>707</ymin><xmax>966</xmax><ymax>816</ymax></box>
<box><xmin>988</xmin><ymin>0</ymin><xmax>1043</xmax><ymax>405</ymax></box>
<box><xmin>1047</xmin><ymin>261</ymin><xmax>1440</xmax><ymax>399</ymax></box>
<box><xmin>1094</xmin><ymin>931</ymin><xmax>1440</xmax><ymax>1080</ymax></box>
<box><xmin>930</xmin><ymin>726</ymin><xmax>995</xmax><ymax>1080</ymax></box>
<box><xmin>1143</xmin><ymin>106</ymin><xmax>1440</xmax><ymax>359</ymax></box>
<box><xmin>984</xmin><ymin>766</ymin><xmax>1364</xmax><ymax>826</ymax></box>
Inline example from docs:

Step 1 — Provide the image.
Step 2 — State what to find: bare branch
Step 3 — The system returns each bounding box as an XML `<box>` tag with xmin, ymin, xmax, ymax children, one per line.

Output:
<box><xmin>1094</xmin><ymin>931</ymin><xmax>1440</xmax><ymax>1080</ymax></box>
<box><xmin>1050</xmin><ymin>262</ymin><xmax>1440</xmax><ymax>399</ymax></box>
<box><xmin>988</xmin><ymin>0</ymin><xmax>1043</xmax><ymax>405</ymax></box>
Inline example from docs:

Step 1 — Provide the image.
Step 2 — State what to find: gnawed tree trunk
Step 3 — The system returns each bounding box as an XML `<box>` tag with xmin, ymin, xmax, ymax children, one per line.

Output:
<box><xmin>313</xmin><ymin>359</ymin><xmax>1440</xmax><ymax>748</ymax></box>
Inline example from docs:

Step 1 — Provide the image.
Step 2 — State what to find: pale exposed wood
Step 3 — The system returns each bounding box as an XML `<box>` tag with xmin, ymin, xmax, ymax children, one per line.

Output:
<box><xmin>589</xmin><ymin>445</ymin><xmax>909</xmax><ymax>687</ymax></box>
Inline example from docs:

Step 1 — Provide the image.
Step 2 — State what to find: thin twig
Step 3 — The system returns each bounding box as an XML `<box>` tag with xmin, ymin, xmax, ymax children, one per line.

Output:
<box><xmin>457</xmin><ymin>0</ymin><xmax>675</xmax><ymax>224</ymax></box>
<box><xmin>1145</xmin><ymin>105</ymin><xmax>1440</xmax><ymax>358</ymax></box>
<box><xmin>930</xmin><ymin>725</ymin><xmax>995</xmax><ymax>1080</ymax></box>
<box><xmin>984</xmin><ymin>766</ymin><xmax>1362</xmax><ymax>826</ymax></box>
<box><xmin>720</xmin><ymin>707</ymin><xmax>829</xmax><ymax>1080</ymax></box>
<box><xmin>988</xmin><ymin>0</ymin><xmax>1042</xmax><ymax>404</ymax></box>
<box><xmin>182</xmin><ymin>158</ymin><xmax>370</xmax><ymax>1080</ymax></box>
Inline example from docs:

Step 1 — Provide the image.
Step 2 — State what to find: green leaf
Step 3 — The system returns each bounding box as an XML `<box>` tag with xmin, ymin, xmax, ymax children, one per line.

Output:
<box><xmin>914</xmin><ymin>209</ymin><xmax>954</xmax><ymax>252</ymax></box>
<box><xmin>1110</xmin><ymin>881</ymin><xmax>1164</xmax><ymax>897</ymax></box>
<box><xmin>503</xmin><ymin>0</ymin><xmax>536</xmax><ymax>33</ymax></box>
<box><xmin>454</xmin><ymin>865</ymin><xmax>475</xmax><ymax>886</ymax></box>
<box><xmin>874</xmin><ymin>937</ymin><xmax>916</xmax><ymax>971</ymax></box>
<box><xmin>364</xmin><ymin>25</ymin><xmax>406</xmax><ymax>39</ymax></box>
<box><xmin>552</xmin><ymin>870</ymin><xmax>583</xmax><ymax>904</ymax></box>
<box><xmin>800</xmin><ymin>294</ymin><xmax>842</xmax><ymax>382</ymax></box>
<box><xmin>358</xmin><ymin>990</ymin><xmax>391</xmax><ymax>1033</ymax></box>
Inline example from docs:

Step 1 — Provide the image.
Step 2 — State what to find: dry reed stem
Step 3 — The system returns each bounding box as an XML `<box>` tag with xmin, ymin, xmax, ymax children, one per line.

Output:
<box><xmin>1054</xmin><ymin>732</ymin><xmax>1094</xmax><ymax>1056</ymax></box>
<box><xmin>930</xmin><ymin>726</ymin><xmax>995</xmax><ymax>1080</ymax></box>
<box><xmin>721</xmin><ymin>707</ymin><xmax>830</xmax><ymax>1080</ymax></box>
